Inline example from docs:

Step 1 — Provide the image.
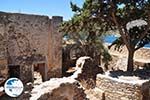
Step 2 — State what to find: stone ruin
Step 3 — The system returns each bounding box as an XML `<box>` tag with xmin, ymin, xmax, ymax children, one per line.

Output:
<box><xmin>0</xmin><ymin>11</ymin><xmax>149</xmax><ymax>100</ymax></box>
<box><xmin>29</xmin><ymin>57</ymin><xmax>150</xmax><ymax>100</ymax></box>
<box><xmin>0</xmin><ymin>11</ymin><xmax>63</xmax><ymax>83</ymax></box>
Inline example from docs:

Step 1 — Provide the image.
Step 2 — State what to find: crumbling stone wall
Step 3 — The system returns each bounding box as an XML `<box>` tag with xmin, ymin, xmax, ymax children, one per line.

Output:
<box><xmin>0</xmin><ymin>11</ymin><xmax>62</xmax><ymax>83</ymax></box>
<box><xmin>96</xmin><ymin>74</ymin><xmax>150</xmax><ymax>100</ymax></box>
<box><xmin>75</xmin><ymin>57</ymin><xmax>103</xmax><ymax>89</ymax></box>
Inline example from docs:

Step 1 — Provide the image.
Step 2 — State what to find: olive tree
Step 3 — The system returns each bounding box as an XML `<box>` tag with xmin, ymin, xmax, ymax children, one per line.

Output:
<box><xmin>61</xmin><ymin>0</ymin><xmax>150</xmax><ymax>72</ymax></box>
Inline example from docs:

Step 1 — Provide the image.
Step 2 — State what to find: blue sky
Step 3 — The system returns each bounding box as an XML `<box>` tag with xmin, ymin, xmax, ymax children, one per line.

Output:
<box><xmin>0</xmin><ymin>0</ymin><xmax>84</xmax><ymax>20</ymax></box>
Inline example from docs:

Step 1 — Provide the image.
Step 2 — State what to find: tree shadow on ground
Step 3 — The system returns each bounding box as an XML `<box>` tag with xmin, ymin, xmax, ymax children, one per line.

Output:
<box><xmin>109</xmin><ymin>66</ymin><xmax>150</xmax><ymax>80</ymax></box>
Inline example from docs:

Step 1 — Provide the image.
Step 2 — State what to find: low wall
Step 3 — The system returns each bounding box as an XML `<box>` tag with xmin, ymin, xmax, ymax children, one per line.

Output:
<box><xmin>96</xmin><ymin>74</ymin><xmax>150</xmax><ymax>100</ymax></box>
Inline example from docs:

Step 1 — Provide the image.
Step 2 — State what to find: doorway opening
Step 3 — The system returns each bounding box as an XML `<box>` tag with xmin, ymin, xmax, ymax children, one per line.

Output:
<box><xmin>33</xmin><ymin>62</ymin><xmax>47</xmax><ymax>83</ymax></box>
<box><xmin>8</xmin><ymin>65</ymin><xmax>20</xmax><ymax>78</ymax></box>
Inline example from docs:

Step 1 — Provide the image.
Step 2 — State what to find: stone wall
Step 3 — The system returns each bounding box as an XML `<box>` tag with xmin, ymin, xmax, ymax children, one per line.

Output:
<box><xmin>0</xmin><ymin>11</ymin><xmax>63</xmax><ymax>83</ymax></box>
<box><xmin>96</xmin><ymin>74</ymin><xmax>150</xmax><ymax>100</ymax></box>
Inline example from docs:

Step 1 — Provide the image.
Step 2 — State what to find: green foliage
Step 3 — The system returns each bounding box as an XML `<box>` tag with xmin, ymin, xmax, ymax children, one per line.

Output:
<box><xmin>60</xmin><ymin>0</ymin><xmax>114</xmax><ymax>65</ymax></box>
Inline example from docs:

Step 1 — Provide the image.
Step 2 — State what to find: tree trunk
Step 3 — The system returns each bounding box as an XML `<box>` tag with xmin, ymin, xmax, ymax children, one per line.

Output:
<box><xmin>127</xmin><ymin>50</ymin><xmax>135</xmax><ymax>72</ymax></box>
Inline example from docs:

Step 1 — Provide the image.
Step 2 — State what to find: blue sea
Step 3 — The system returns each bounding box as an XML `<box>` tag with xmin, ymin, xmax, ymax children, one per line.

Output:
<box><xmin>104</xmin><ymin>35</ymin><xmax>150</xmax><ymax>48</ymax></box>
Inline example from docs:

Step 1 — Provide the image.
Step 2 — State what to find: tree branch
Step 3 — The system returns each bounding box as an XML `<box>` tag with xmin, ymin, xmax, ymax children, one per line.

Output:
<box><xmin>111</xmin><ymin>12</ymin><xmax>130</xmax><ymax>50</ymax></box>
